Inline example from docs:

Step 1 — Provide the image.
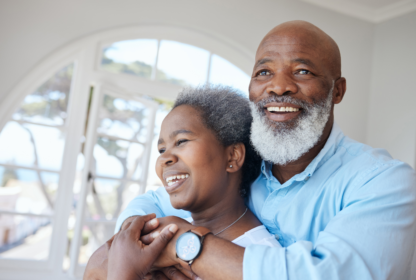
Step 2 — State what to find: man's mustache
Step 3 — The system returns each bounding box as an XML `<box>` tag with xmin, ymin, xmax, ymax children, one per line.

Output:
<box><xmin>253</xmin><ymin>96</ymin><xmax>311</xmax><ymax>112</ymax></box>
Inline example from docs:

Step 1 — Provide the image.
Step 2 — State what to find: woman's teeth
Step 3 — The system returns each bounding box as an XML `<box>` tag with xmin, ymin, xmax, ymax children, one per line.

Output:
<box><xmin>166</xmin><ymin>174</ymin><xmax>189</xmax><ymax>186</ymax></box>
<box><xmin>267</xmin><ymin>107</ymin><xmax>299</xmax><ymax>112</ymax></box>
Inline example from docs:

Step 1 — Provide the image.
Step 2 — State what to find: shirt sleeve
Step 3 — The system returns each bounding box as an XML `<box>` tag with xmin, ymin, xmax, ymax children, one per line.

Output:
<box><xmin>243</xmin><ymin>161</ymin><xmax>416</xmax><ymax>280</ymax></box>
<box><xmin>114</xmin><ymin>187</ymin><xmax>191</xmax><ymax>233</ymax></box>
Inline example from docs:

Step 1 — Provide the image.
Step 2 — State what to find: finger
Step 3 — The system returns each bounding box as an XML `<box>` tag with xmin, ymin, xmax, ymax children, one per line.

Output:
<box><xmin>105</xmin><ymin>233</ymin><xmax>117</xmax><ymax>249</ymax></box>
<box><xmin>127</xmin><ymin>214</ymin><xmax>157</xmax><ymax>238</ymax></box>
<box><xmin>145</xmin><ymin>224</ymin><xmax>178</xmax><ymax>261</ymax></box>
<box><xmin>142</xmin><ymin>217</ymin><xmax>160</xmax><ymax>234</ymax></box>
<box><xmin>141</xmin><ymin>230</ymin><xmax>160</xmax><ymax>245</ymax></box>
<box><xmin>161</xmin><ymin>266</ymin><xmax>192</xmax><ymax>280</ymax></box>
<box><xmin>152</xmin><ymin>270</ymin><xmax>170</xmax><ymax>280</ymax></box>
<box><xmin>174</xmin><ymin>265</ymin><xmax>201</xmax><ymax>280</ymax></box>
<box><xmin>121</xmin><ymin>213</ymin><xmax>156</xmax><ymax>231</ymax></box>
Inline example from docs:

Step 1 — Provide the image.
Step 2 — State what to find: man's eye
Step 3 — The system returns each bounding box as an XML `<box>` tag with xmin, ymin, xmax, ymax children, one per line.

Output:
<box><xmin>258</xmin><ymin>70</ymin><xmax>271</xmax><ymax>76</ymax></box>
<box><xmin>158</xmin><ymin>148</ymin><xmax>165</xmax><ymax>154</ymax></box>
<box><xmin>298</xmin><ymin>69</ymin><xmax>311</xmax><ymax>75</ymax></box>
<box><xmin>176</xmin><ymin>139</ymin><xmax>188</xmax><ymax>146</ymax></box>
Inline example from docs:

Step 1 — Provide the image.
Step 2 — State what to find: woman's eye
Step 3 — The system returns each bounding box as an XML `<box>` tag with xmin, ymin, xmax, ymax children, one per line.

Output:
<box><xmin>258</xmin><ymin>70</ymin><xmax>271</xmax><ymax>76</ymax></box>
<box><xmin>298</xmin><ymin>69</ymin><xmax>311</xmax><ymax>75</ymax></box>
<box><xmin>158</xmin><ymin>148</ymin><xmax>165</xmax><ymax>154</ymax></box>
<box><xmin>176</xmin><ymin>139</ymin><xmax>188</xmax><ymax>146</ymax></box>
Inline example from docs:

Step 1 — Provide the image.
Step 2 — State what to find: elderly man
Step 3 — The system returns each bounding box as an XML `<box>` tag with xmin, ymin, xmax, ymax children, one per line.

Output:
<box><xmin>86</xmin><ymin>20</ymin><xmax>416</xmax><ymax>280</ymax></box>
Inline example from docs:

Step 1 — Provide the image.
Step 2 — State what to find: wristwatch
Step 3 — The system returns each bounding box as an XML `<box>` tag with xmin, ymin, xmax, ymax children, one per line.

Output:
<box><xmin>175</xmin><ymin>227</ymin><xmax>211</xmax><ymax>270</ymax></box>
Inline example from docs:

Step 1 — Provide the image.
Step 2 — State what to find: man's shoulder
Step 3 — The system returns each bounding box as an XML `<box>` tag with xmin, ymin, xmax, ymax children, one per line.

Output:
<box><xmin>333</xmin><ymin>135</ymin><xmax>415</xmax><ymax>193</ymax></box>
<box><xmin>337</xmin><ymin>135</ymin><xmax>403</xmax><ymax>169</ymax></box>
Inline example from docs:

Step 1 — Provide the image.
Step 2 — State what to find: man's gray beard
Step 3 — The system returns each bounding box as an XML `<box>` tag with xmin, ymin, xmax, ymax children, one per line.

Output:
<box><xmin>249</xmin><ymin>90</ymin><xmax>333</xmax><ymax>166</ymax></box>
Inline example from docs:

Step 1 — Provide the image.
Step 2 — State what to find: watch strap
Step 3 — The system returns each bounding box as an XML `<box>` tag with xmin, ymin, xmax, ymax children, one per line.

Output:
<box><xmin>191</xmin><ymin>226</ymin><xmax>211</xmax><ymax>237</ymax></box>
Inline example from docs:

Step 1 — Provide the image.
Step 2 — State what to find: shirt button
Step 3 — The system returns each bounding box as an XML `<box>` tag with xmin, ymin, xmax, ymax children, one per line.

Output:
<box><xmin>275</xmin><ymin>234</ymin><xmax>280</xmax><ymax>240</ymax></box>
<box><xmin>304</xmin><ymin>175</ymin><xmax>310</xmax><ymax>181</ymax></box>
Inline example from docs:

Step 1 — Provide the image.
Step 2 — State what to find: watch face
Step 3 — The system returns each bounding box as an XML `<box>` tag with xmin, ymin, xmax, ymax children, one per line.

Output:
<box><xmin>176</xmin><ymin>232</ymin><xmax>201</xmax><ymax>261</ymax></box>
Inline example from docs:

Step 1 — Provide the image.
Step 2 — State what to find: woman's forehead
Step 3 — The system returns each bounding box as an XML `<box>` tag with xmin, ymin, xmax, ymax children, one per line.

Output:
<box><xmin>160</xmin><ymin>105</ymin><xmax>204</xmax><ymax>135</ymax></box>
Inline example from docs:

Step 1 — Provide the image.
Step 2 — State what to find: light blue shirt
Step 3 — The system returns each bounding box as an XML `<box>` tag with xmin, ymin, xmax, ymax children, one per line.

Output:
<box><xmin>116</xmin><ymin>124</ymin><xmax>416</xmax><ymax>280</ymax></box>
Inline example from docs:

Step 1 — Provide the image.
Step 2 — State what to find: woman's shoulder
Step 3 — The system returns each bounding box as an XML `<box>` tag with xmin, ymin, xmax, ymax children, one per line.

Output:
<box><xmin>232</xmin><ymin>225</ymin><xmax>282</xmax><ymax>248</ymax></box>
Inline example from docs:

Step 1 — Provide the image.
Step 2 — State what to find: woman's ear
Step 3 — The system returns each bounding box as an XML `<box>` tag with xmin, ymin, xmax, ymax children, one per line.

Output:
<box><xmin>226</xmin><ymin>143</ymin><xmax>246</xmax><ymax>173</ymax></box>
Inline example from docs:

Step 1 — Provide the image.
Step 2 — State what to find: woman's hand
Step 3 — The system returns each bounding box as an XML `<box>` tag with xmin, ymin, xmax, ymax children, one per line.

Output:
<box><xmin>141</xmin><ymin>216</ymin><xmax>195</xmax><ymax>269</ymax></box>
<box><xmin>107</xmin><ymin>214</ymin><xmax>179</xmax><ymax>280</ymax></box>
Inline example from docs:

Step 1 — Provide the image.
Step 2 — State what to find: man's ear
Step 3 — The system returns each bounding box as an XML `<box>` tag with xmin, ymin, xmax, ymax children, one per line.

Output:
<box><xmin>226</xmin><ymin>143</ymin><xmax>246</xmax><ymax>173</ymax></box>
<box><xmin>333</xmin><ymin>77</ymin><xmax>346</xmax><ymax>105</ymax></box>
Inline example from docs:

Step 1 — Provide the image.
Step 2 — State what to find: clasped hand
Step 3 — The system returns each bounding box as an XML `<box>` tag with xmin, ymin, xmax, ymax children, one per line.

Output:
<box><xmin>83</xmin><ymin>214</ymin><xmax>200</xmax><ymax>280</ymax></box>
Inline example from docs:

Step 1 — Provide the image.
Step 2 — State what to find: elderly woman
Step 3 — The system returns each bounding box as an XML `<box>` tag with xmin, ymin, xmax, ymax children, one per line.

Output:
<box><xmin>85</xmin><ymin>85</ymin><xmax>280</xmax><ymax>280</ymax></box>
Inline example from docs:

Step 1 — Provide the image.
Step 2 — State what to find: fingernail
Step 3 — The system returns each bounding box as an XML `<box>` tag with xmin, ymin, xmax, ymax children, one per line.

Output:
<box><xmin>149</xmin><ymin>218</ymin><xmax>158</xmax><ymax>226</ymax></box>
<box><xmin>169</xmin><ymin>224</ymin><xmax>178</xmax><ymax>233</ymax></box>
<box><xmin>196</xmin><ymin>277</ymin><xmax>203</xmax><ymax>280</ymax></box>
<box><xmin>152</xmin><ymin>231</ymin><xmax>160</xmax><ymax>238</ymax></box>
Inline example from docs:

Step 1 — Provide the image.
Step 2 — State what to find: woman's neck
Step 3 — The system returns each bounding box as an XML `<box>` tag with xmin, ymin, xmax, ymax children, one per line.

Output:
<box><xmin>190</xmin><ymin>195</ymin><xmax>260</xmax><ymax>240</ymax></box>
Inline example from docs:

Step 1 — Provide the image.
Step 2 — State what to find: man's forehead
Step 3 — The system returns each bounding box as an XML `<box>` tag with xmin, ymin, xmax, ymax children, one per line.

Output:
<box><xmin>256</xmin><ymin>33</ymin><xmax>320</xmax><ymax>59</ymax></box>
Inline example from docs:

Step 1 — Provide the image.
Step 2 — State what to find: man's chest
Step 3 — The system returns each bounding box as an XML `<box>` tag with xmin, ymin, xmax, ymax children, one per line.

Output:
<box><xmin>249</xmin><ymin>163</ymin><xmax>350</xmax><ymax>247</ymax></box>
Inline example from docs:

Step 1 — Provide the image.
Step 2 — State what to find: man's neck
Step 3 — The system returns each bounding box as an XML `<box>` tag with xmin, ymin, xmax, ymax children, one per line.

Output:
<box><xmin>272</xmin><ymin>119</ymin><xmax>333</xmax><ymax>184</ymax></box>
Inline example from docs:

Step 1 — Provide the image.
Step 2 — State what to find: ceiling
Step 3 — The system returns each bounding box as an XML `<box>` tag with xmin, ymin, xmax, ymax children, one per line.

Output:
<box><xmin>301</xmin><ymin>0</ymin><xmax>416</xmax><ymax>22</ymax></box>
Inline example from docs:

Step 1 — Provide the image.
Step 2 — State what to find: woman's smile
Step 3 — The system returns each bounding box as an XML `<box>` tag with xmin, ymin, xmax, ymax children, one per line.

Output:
<box><xmin>164</xmin><ymin>173</ymin><xmax>190</xmax><ymax>193</ymax></box>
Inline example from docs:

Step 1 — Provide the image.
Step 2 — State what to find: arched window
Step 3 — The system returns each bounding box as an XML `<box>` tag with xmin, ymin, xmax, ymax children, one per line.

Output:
<box><xmin>0</xmin><ymin>25</ymin><xmax>252</xmax><ymax>279</ymax></box>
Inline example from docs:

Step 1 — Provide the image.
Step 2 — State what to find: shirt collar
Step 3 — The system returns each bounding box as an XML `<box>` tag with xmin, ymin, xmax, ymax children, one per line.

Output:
<box><xmin>260</xmin><ymin>122</ymin><xmax>345</xmax><ymax>182</ymax></box>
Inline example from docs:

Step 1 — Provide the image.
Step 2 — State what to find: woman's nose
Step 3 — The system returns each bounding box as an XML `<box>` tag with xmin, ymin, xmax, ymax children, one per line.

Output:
<box><xmin>159</xmin><ymin>150</ymin><xmax>178</xmax><ymax>167</ymax></box>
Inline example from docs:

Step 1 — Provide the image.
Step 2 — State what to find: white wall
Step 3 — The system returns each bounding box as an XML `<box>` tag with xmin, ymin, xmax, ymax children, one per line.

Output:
<box><xmin>367</xmin><ymin>11</ymin><xmax>416</xmax><ymax>168</ymax></box>
<box><xmin>0</xmin><ymin>0</ymin><xmax>374</xmax><ymax>143</ymax></box>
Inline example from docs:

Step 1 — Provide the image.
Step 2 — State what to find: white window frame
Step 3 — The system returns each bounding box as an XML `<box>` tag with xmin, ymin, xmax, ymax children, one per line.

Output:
<box><xmin>0</xmin><ymin>24</ymin><xmax>253</xmax><ymax>280</ymax></box>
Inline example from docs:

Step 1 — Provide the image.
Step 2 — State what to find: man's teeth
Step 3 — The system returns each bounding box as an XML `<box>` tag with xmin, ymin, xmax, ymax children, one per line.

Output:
<box><xmin>166</xmin><ymin>174</ymin><xmax>189</xmax><ymax>186</ymax></box>
<box><xmin>267</xmin><ymin>107</ymin><xmax>300</xmax><ymax>112</ymax></box>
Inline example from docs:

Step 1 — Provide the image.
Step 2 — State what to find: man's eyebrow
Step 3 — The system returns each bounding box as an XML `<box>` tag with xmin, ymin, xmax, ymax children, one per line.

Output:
<box><xmin>254</xmin><ymin>58</ymin><xmax>273</xmax><ymax>68</ymax></box>
<box><xmin>292</xmin><ymin>58</ymin><xmax>316</xmax><ymax>68</ymax></box>
<box><xmin>157</xmin><ymin>138</ymin><xmax>164</xmax><ymax>145</ymax></box>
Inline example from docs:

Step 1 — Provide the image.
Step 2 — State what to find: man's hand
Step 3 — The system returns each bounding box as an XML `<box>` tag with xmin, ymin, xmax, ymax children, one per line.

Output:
<box><xmin>107</xmin><ymin>214</ymin><xmax>178</xmax><ymax>280</ymax></box>
<box><xmin>141</xmin><ymin>216</ymin><xmax>196</xmax><ymax>268</ymax></box>
<box><xmin>84</xmin><ymin>215</ymin><xmax>161</xmax><ymax>280</ymax></box>
<box><xmin>150</xmin><ymin>265</ymin><xmax>201</xmax><ymax>280</ymax></box>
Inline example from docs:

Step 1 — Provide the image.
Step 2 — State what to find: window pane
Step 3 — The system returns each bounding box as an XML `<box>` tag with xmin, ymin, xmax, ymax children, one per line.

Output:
<box><xmin>157</xmin><ymin>40</ymin><xmax>210</xmax><ymax>86</ymax></box>
<box><xmin>209</xmin><ymin>54</ymin><xmax>250</xmax><ymax>96</ymax></box>
<box><xmin>0</xmin><ymin>122</ymin><xmax>65</xmax><ymax>171</ymax></box>
<box><xmin>98</xmin><ymin>95</ymin><xmax>150</xmax><ymax>142</ymax></box>
<box><xmin>0</xmin><ymin>167</ymin><xmax>56</xmax><ymax>214</ymax></box>
<box><xmin>101</xmin><ymin>39</ymin><xmax>158</xmax><ymax>79</ymax></box>
<box><xmin>13</xmin><ymin>64</ymin><xmax>73</xmax><ymax>126</ymax></box>
<box><xmin>0</xmin><ymin>214</ymin><xmax>51</xmax><ymax>260</ymax></box>
<box><xmin>94</xmin><ymin>137</ymin><xmax>144</xmax><ymax>180</ymax></box>
<box><xmin>78</xmin><ymin>180</ymin><xmax>142</xmax><ymax>264</ymax></box>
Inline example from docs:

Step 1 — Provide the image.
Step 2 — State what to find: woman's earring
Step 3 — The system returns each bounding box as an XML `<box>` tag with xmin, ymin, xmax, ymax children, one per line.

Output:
<box><xmin>229</xmin><ymin>165</ymin><xmax>233</xmax><ymax>168</ymax></box>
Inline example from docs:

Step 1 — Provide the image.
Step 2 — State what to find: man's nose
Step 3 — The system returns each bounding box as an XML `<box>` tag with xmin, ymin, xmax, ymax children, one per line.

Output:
<box><xmin>267</xmin><ymin>73</ymin><xmax>298</xmax><ymax>96</ymax></box>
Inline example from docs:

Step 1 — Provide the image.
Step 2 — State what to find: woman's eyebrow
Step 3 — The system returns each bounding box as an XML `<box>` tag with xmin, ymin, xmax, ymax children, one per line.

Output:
<box><xmin>158</xmin><ymin>129</ymin><xmax>194</xmax><ymax>145</ymax></box>
<box><xmin>170</xmin><ymin>129</ymin><xmax>194</xmax><ymax>139</ymax></box>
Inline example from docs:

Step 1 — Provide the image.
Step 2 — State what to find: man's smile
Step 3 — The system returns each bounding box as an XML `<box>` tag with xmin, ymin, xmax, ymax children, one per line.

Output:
<box><xmin>264</xmin><ymin>102</ymin><xmax>302</xmax><ymax>122</ymax></box>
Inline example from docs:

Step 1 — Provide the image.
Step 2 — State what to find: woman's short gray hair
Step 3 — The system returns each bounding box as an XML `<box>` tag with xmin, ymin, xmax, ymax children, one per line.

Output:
<box><xmin>173</xmin><ymin>85</ymin><xmax>261</xmax><ymax>197</ymax></box>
